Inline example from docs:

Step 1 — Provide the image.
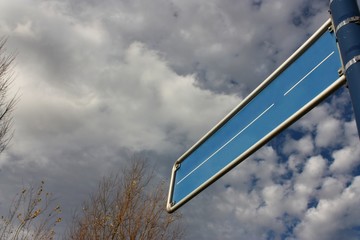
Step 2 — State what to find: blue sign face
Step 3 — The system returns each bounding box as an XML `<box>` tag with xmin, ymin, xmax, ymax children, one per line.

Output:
<box><xmin>167</xmin><ymin>20</ymin><xmax>345</xmax><ymax>213</ymax></box>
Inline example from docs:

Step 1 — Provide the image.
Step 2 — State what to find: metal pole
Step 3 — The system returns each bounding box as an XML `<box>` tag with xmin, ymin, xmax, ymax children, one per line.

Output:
<box><xmin>330</xmin><ymin>0</ymin><xmax>360</xmax><ymax>137</ymax></box>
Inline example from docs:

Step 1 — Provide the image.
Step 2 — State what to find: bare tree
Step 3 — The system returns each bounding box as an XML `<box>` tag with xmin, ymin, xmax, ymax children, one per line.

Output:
<box><xmin>67</xmin><ymin>159</ymin><xmax>184</xmax><ymax>240</ymax></box>
<box><xmin>0</xmin><ymin>181</ymin><xmax>62</xmax><ymax>240</ymax></box>
<box><xmin>0</xmin><ymin>38</ymin><xmax>17</xmax><ymax>153</ymax></box>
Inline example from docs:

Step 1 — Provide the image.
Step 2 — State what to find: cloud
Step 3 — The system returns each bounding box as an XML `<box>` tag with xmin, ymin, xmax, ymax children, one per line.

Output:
<box><xmin>283</xmin><ymin>134</ymin><xmax>314</xmax><ymax>156</ymax></box>
<box><xmin>10</xmin><ymin>40</ymin><xmax>240</xmax><ymax>156</ymax></box>
<box><xmin>0</xmin><ymin>0</ymin><xmax>360</xmax><ymax>239</ymax></box>
<box><xmin>315</xmin><ymin>117</ymin><xmax>342</xmax><ymax>147</ymax></box>
<box><xmin>295</xmin><ymin>177</ymin><xmax>360</xmax><ymax>240</ymax></box>
<box><xmin>29</xmin><ymin>0</ymin><xmax>329</xmax><ymax>95</ymax></box>
<box><xmin>330</xmin><ymin>139</ymin><xmax>360</xmax><ymax>174</ymax></box>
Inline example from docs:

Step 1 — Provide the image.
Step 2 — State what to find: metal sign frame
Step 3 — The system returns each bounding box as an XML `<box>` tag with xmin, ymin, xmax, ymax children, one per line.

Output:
<box><xmin>167</xmin><ymin>19</ymin><xmax>346</xmax><ymax>213</ymax></box>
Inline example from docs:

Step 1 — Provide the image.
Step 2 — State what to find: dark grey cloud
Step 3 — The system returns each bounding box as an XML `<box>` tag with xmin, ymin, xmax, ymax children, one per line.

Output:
<box><xmin>25</xmin><ymin>0</ymin><xmax>330</xmax><ymax>95</ymax></box>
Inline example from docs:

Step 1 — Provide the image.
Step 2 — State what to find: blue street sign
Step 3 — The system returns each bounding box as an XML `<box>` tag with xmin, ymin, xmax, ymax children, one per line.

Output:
<box><xmin>167</xmin><ymin>19</ymin><xmax>346</xmax><ymax>213</ymax></box>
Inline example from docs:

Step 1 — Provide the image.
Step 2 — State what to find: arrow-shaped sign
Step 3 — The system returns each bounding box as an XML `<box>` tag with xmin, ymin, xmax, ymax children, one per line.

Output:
<box><xmin>167</xmin><ymin>19</ymin><xmax>345</xmax><ymax>213</ymax></box>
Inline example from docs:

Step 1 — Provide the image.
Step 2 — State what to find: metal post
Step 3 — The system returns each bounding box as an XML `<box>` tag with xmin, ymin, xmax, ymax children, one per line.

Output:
<box><xmin>330</xmin><ymin>0</ymin><xmax>360</xmax><ymax>137</ymax></box>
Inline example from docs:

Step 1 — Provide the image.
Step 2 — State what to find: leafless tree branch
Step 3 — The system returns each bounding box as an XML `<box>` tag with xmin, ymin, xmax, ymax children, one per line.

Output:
<box><xmin>0</xmin><ymin>181</ymin><xmax>62</xmax><ymax>240</ymax></box>
<box><xmin>67</xmin><ymin>158</ymin><xmax>184</xmax><ymax>240</ymax></box>
<box><xmin>0</xmin><ymin>37</ymin><xmax>18</xmax><ymax>154</ymax></box>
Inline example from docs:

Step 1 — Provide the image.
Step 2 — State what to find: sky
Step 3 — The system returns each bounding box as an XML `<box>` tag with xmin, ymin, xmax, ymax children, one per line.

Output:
<box><xmin>0</xmin><ymin>0</ymin><xmax>360</xmax><ymax>239</ymax></box>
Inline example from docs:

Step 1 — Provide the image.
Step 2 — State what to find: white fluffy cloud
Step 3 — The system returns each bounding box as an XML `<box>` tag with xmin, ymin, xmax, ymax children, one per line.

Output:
<box><xmin>283</xmin><ymin>134</ymin><xmax>314</xmax><ymax>156</ymax></box>
<box><xmin>315</xmin><ymin>117</ymin><xmax>342</xmax><ymax>147</ymax></box>
<box><xmin>295</xmin><ymin>177</ymin><xmax>360</xmax><ymax>240</ymax></box>
<box><xmin>10</xmin><ymin>41</ymin><xmax>240</xmax><ymax>157</ymax></box>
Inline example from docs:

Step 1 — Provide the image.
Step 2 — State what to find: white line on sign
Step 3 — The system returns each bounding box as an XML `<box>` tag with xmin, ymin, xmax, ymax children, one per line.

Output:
<box><xmin>176</xmin><ymin>103</ymin><xmax>275</xmax><ymax>185</ymax></box>
<box><xmin>284</xmin><ymin>51</ymin><xmax>335</xmax><ymax>96</ymax></box>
